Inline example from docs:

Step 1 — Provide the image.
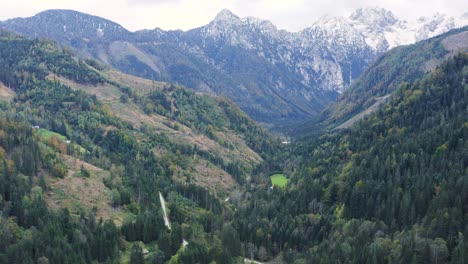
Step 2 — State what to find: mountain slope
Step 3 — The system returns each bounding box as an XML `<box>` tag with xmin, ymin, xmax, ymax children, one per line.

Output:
<box><xmin>2</xmin><ymin>8</ymin><xmax>466</xmax><ymax>126</ymax></box>
<box><xmin>0</xmin><ymin>30</ymin><xmax>283</xmax><ymax>263</ymax></box>
<box><xmin>285</xmin><ymin>26</ymin><xmax>468</xmax><ymax>137</ymax></box>
<box><xmin>327</xmin><ymin>26</ymin><xmax>468</xmax><ymax>128</ymax></box>
<box><xmin>1</xmin><ymin>30</ymin><xmax>280</xmax><ymax>192</ymax></box>
<box><xmin>232</xmin><ymin>52</ymin><xmax>468</xmax><ymax>263</ymax></box>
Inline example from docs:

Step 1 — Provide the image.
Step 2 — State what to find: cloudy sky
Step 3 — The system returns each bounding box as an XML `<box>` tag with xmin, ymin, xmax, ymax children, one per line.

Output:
<box><xmin>0</xmin><ymin>0</ymin><xmax>466</xmax><ymax>32</ymax></box>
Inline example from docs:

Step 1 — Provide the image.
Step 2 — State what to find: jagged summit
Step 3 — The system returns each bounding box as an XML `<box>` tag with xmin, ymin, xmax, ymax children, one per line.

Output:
<box><xmin>213</xmin><ymin>9</ymin><xmax>239</xmax><ymax>22</ymax></box>
<box><xmin>210</xmin><ymin>9</ymin><xmax>278</xmax><ymax>32</ymax></box>
<box><xmin>314</xmin><ymin>15</ymin><xmax>351</xmax><ymax>27</ymax></box>
<box><xmin>202</xmin><ymin>9</ymin><xmax>282</xmax><ymax>43</ymax></box>
<box><xmin>349</xmin><ymin>7</ymin><xmax>398</xmax><ymax>27</ymax></box>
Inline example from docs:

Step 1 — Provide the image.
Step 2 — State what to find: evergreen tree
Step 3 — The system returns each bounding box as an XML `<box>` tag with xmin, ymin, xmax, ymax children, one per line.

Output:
<box><xmin>130</xmin><ymin>244</ymin><xmax>144</xmax><ymax>264</ymax></box>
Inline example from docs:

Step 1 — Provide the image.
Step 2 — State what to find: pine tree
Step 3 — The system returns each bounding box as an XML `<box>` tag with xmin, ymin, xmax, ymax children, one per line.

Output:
<box><xmin>130</xmin><ymin>244</ymin><xmax>144</xmax><ymax>264</ymax></box>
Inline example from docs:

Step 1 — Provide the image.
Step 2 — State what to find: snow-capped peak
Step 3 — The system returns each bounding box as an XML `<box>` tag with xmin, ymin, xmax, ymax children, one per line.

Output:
<box><xmin>304</xmin><ymin>15</ymin><xmax>366</xmax><ymax>47</ymax></box>
<box><xmin>199</xmin><ymin>6</ymin><xmax>467</xmax><ymax>94</ymax></box>
<box><xmin>204</xmin><ymin>7</ymin><xmax>468</xmax><ymax>52</ymax></box>
<box><xmin>349</xmin><ymin>7</ymin><xmax>398</xmax><ymax>27</ymax></box>
<box><xmin>328</xmin><ymin>7</ymin><xmax>468</xmax><ymax>52</ymax></box>
<box><xmin>202</xmin><ymin>10</ymin><xmax>284</xmax><ymax>44</ymax></box>
<box><xmin>314</xmin><ymin>15</ymin><xmax>352</xmax><ymax>28</ymax></box>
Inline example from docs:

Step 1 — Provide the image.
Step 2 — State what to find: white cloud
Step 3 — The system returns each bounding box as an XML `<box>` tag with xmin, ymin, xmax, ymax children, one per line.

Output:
<box><xmin>0</xmin><ymin>0</ymin><xmax>466</xmax><ymax>32</ymax></box>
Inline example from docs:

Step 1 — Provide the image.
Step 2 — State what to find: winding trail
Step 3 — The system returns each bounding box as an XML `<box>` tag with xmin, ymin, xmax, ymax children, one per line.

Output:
<box><xmin>159</xmin><ymin>192</ymin><xmax>171</xmax><ymax>230</ymax></box>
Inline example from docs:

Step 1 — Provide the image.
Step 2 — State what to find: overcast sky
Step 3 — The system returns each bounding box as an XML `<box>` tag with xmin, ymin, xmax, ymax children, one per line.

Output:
<box><xmin>0</xmin><ymin>0</ymin><xmax>467</xmax><ymax>32</ymax></box>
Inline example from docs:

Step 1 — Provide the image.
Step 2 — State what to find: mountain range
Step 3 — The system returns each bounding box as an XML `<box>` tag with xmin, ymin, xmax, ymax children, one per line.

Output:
<box><xmin>1</xmin><ymin>7</ymin><xmax>467</xmax><ymax>126</ymax></box>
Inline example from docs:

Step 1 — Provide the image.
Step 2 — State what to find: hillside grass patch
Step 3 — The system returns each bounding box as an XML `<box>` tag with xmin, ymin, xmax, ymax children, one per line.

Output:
<box><xmin>270</xmin><ymin>174</ymin><xmax>288</xmax><ymax>188</ymax></box>
<box><xmin>36</xmin><ymin>128</ymin><xmax>87</xmax><ymax>154</ymax></box>
<box><xmin>37</xmin><ymin>128</ymin><xmax>67</xmax><ymax>141</ymax></box>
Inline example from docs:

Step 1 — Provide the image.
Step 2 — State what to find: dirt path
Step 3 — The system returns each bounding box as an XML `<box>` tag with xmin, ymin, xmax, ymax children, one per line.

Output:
<box><xmin>244</xmin><ymin>258</ymin><xmax>263</xmax><ymax>264</ymax></box>
<box><xmin>159</xmin><ymin>192</ymin><xmax>171</xmax><ymax>230</ymax></box>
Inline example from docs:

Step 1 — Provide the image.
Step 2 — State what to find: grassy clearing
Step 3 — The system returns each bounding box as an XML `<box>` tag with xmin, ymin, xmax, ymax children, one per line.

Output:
<box><xmin>36</xmin><ymin>128</ymin><xmax>86</xmax><ymax>154</ymax></box>
<box><xmin>37</xmin><ymin>128</ymin><xmax>67</xmax><ymax>140</ymax></box>
<box><xmin>0</xmin><ymin>82</ymin><xmax>16</xmax><ymax>101</ymax></box>
<box><xmin>270</xmin><ymin>174</ymin><xmax>288</xmax><ymax>188</ymax></box>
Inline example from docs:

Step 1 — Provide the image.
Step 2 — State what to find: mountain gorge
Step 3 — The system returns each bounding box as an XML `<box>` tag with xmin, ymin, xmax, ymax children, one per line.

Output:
<box><xmin>234</xmin><ymin>52</ymin><xmax>468</xmax><ymax>263</ymax></box>
<box><xmin>2</xmin><ymin>7</ymin><xmax>466</xmax><ymax>126</ymax></box>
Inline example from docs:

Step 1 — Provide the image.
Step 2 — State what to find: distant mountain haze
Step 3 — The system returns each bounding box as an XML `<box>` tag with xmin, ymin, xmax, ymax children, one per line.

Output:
<box><xmin>2</xmin><ymin>7</ymin><xmax>466</xmax><ymax>126</ymax></box>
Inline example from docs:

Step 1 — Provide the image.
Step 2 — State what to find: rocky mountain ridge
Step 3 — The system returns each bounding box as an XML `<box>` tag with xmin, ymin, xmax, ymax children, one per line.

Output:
<box><xmin>1</xmin><ymin>7</ymin><xmax>466</xmax><ymax>125</ymax></box>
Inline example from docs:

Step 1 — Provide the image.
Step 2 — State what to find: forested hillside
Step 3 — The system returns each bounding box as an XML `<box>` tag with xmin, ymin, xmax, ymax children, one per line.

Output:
<box><xmin>327</xmin><ymin>27</ymin><xmax>468</xmax><ymax>127</ymax></box>
<box><xmin>0</xmin><ymin>23</ymin><xmax>467</xmax><ymax>264</ymax></box>
<box><xmin>231</xmin><ymin>54</ymin><xmax>468</xmax><ymax>263</ymax></box>
<box><xmin>282</xmin><ymin>27</ymin><xmax>468</xmax><ymax>136</ymax></box>
<box><xmin>0</xmin><ymin>31</ymin><xmax>281</xmax><ymax>263</ymax></box>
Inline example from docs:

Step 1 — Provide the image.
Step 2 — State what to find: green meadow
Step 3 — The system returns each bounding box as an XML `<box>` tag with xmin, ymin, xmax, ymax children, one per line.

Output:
<box><xmin>270</xmin><ymin>174</ymin><xmax>288</xmax><ymax>188</ymax></box>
